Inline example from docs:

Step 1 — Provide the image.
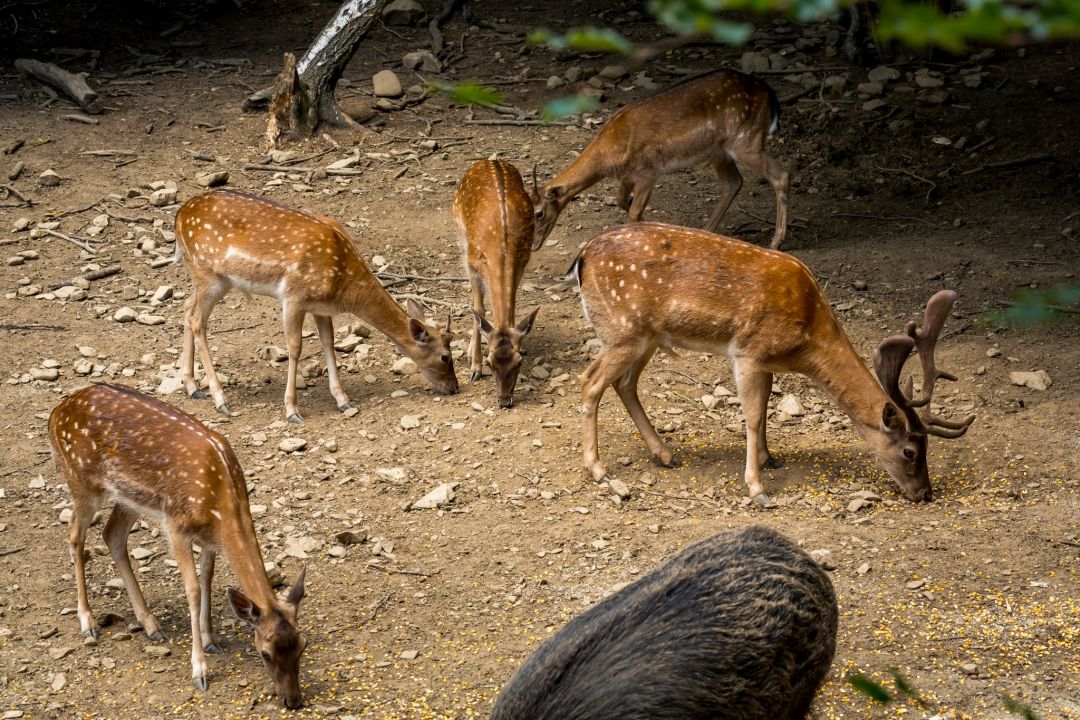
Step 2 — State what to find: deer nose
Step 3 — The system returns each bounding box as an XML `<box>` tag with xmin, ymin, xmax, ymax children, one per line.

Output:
<box><xmin>920</xmin><ymin>487</ymin><xmax>932</xmax><ymax>502</ymax></box>
<box><xmin>283</xmin><ymin>694</ymin><xmax>303</xmax><ymax>710</ymax></box>
<box><xmin>499</xmin><ymin>396</ymin><xmax>514</xmax><ymax>409</ymax></box>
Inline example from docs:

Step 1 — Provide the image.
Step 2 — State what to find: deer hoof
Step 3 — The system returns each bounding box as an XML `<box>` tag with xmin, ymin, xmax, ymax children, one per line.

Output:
<box><xmin>287</xmin><ymin>413</ymin><xmax>304</xmax><ymax>424</ymax></box>
<box><xmin>215</xmin><ymin>403</ymin><xmax>232</xmax><ymax>417</ymax></box>
<box><xmin>762</xmin><ymin>456</ymin><xmax>782</xmax><ymax>469</ymax></box>
<box><xmin>470</xmin><ymin>370</ymin><xmax>482</xmax><ymax>383</ymax></box>
<box><xmin>337</xmin><ymin>402</ymin><xmax>354</xmax><ymax>413</ymax></box>
<box><xmin>83</xmin><ymin>627</ymin><xmax>99</xmax><ymax>641</ymax></box>
<box><xmin>193</xmin><ymin>676</ymin><xmax>210</xmax><ymax>692</ymax></box>
<box><xmin>204</xmin><ymin>643</ymin><xmax>224</xmax><ymax>655</ymax></box>
<box><xmin>190</xmin><ymin>390</ymin><xmax>208</xmax><ymax>400</ymax></box>
<box><xmin>147</xmin><ymin>629</ymin><xmax>168</xmax><ymax>642</ymax></box>
<box><xmin>751</xmin><ymin>493</ymin><xmax>778</xmax><ymax>510</ymax></box>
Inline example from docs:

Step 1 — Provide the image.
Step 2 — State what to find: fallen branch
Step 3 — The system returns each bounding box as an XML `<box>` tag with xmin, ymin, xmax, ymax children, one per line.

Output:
<box><xmin>48</xmin><ymin>264</ymin><xmax>122</xmax><ymax>290</ymax></box>
<box><xmin>0</xmin><ymin>184</ymin><xmax>32</xmax><ymax>205</ymax></box>
<box><xmin>243</xmin><ymin>163</ymin><xmax>317</xmax><ymax>172</ymax></box>
<box><xmin>376</xmin><ymin>272</ymin><xmax>467</xmax><ymax>283</ymax></box>
<box><xmin>1004</xmin><ymin>259</ymin><xmax>1065</xmax><ymax>266</ymax></box>
<box><xmin>41</xmin><ymin>228</ymin><xmax>97</xmax><ymax>253</ymax></box>
<box><xmin>0</xmin><ymin>547</ymin><xmax>26</xmax><ymax>558</ymax></box>
<box><xmin>391</xmin><ymin>292</ymin><xmax>457</xmax><ymax>309</ymax></box>
<box><xmin>462</xmin><ymin>118</ymin><xmax>574</xmax><ymax>127</ymax></box>
<box><xmin>874</xmin><ymin>164</ymin><xmax>937</xmax><ymax>203</ymax></box>
<box><xmin>0</xmin><ymin>323</ymin><xmax>67</xmax><ymax>331</ymax></box>
<box><xmin>14</xmin><ymin>58</ymin><xmax>102</xmax><ymax>114</ymax></box>
<box><xmin>960</xmin><ymin>153</ymin><xmax>1054</xmax><ymax>176</ymax></box>
<box><xmin>61</xmin><ymin>114</ymin><xmax>99</xmax><ymax>125</ymax></box>
<box><xmin>1001</xmin><ymin>300</ymin><xmax>1080</xmax><ymax>316</ymax></box>
<box><xmin>430</xmin><ymin>0</ymin><xmax>465</xmax><ymax>55</ymax></box>
<box><xmin>357</xmin><ymin>592</ymin><xmax>394</xmax><ymax>625</ymax></box>
<box><xmin>830</xmin><ymin>212</ymin><xmax>934</xmax><ymax>225</ymax></box>
<box><xmin>366</xmin><ymin>561</ymin><xmax>437</xmax><ymax>577</ymax></box>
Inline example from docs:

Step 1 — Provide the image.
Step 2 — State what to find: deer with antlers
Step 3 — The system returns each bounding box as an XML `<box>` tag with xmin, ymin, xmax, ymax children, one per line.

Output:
<box><xmin>49</xmin><ymin>383</ymin><xmax>308</xmax><ymax>706</ymax></box>
<box><xmin>454</xmin><ymin>159</ymin><xmax>540</xmax><ymax>408</ymax></box>
<box><xmin>533</xmin><ymin>69</ymin><xmax>789</xmax><ymax>251</ymax></box>
<box><xmin>570</xmin><ymin>223</ymin><xmax>974</xmax><ymax>504</ymax></box>
<box><xmin>174</xmin><ymin>190</ymin><xmax>458</xmax><ymax>423</ymax></box>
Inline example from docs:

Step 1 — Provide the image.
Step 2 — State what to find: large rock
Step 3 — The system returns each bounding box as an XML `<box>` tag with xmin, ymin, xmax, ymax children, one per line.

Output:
<box><xmin>382</xmin><ymin>0</ymin><xmax>425</xmax><ymax>26</ymax></box>
<box><xmin>740</xmin><ymin>51</ymin><xmax>771</xmax><ymax>73</ymax></box>
<box><xmin>1009</xmin><ymin>370</ymin><xmax>1052</xmax><ymax>391</ymax></box>
<box><xmin>868</xmin><ymin>65</ymin><xmax>901</xmax><ymax>83</ymax></box>
<box><xmin>372</xmin><ymin>70</ymin><xmax>403</xmax><ymax>99</ymax></box>
<box><xmin>402</xmin><ymin>50</ymin><xmax>441</xmax><ymax>73</ymax></box>
<box><xmin>776</xmin><ymin>394</ymin><xmax>806</xmax><ymax>416</ymax></box>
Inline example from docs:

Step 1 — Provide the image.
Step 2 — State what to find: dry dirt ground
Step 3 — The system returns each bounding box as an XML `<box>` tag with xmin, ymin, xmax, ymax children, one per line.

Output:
<box><xmin>0</xmin><ymin>1</ymin><xmax>1078</xmax><ymax>718</ymax></box>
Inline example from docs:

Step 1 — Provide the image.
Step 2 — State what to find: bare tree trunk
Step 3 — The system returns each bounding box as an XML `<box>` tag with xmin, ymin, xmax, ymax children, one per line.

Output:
<box><xmin>264</xmin><ymin>0</ymin><xmax>391</xmax><ymax>145</ymax></box>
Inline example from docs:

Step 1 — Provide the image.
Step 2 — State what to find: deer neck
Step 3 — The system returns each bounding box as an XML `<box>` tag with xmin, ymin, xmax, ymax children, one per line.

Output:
<box><xmin>339</xmin><ymin>278</ymin><xmax>417</xmax><ymax>355</ymax></box>
<box><xmin>801</xmin><ymin>331</ymin><xmax>887</xmax><ymax>434</ymax></box>
<box><xmin>551</xmin><ymin>145</ymin><xmax>609</xmax><ymax>201</ymax></box>
<box><xmin>217</xmin><ymin>509</ymin><xmax>277</xmax><ymax>611</ymax></box>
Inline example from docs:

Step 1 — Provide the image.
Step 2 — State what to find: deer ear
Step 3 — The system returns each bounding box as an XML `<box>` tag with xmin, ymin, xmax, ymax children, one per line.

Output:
<box><xmin>405</xmin><ymin>298</ymin><xmax>426</xmax><ymax>323</ymax></box>
<box><xmin>530</xmin><ymin>164</ymin><xmax>540</xmax><ymax>205</ymax></box>
<box><xmin>515</xmin><ymin>307</ymin><xmax>540</xmax><ymax>336</ymax></box>
<box><xmin>408</xmin><ymin>318</ymin><xmax>431</xmax><ymax>343</ymax></box>
<box><xmin>472</xmin><ymin>311</ymin><xmax>493</xmax><ymax>340</ymax></box>
<box><xmin>228</xmin><ymin>587</ymin><xmax>262</xmax><ymax>626</ymax></box>
<box><xmin>881</xmin><ymin>402</ymin><xmax>906</xmax><ymax>432</ymax></box>
<box><xmin>285</xmin><ymin>566</ymin><xmax>306</xmax><ymax>607</ymax></box>
<box><xmin>545</xmin><ymin>185</ymin><xmax>563</xmax><ymax>202</ymax></box>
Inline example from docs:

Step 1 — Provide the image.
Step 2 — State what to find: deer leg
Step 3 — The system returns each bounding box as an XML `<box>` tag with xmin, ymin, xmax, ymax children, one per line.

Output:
<box><xmin>581</xmin><ymin>345</ymin><xmax>640</xmax><ymax>483</ymax></box>
<box><xmin>198</xmin><ymin>549</ymin><xmax>222</xmax><ymax>654</ymax></box>
<box><xmin>733</xmin><ymin>359</ymin><xmax>774</xmax><ymax>502</ymax></box>
<box><xmin>104</xmin><ymin>505</ymin><xmax>165</xmax><ymax>641</ymax></box>
<box><xmin>626</xmin><ymin>175</ymin><xmax>656</xmax><ymax>223</ymax></box>
<box><xmin>167</xmin><ymin>528</ymin><xmax>210</xmax><ymax>692</ymax></box>
<box><xmin>469</xmin><ymin>275</ymin><xmax>485</xmax><ymax>382</ymax></box>
<box><xmin>69</xmin><ymin>498</ymin><xmax>99</xmax><ymax>639</ymax></box>
<box><xmin>616</xmin><ymin>178</ymin><xmax>633</xmax><ymax>212</ymax></box>
<box><xmin>738</xmin><ymin>148</ymin><xmax>790</xmax><ymax>249</ymax></box>
<box><xmin>314</xmin><ymin>314</ymin><xmax>352</xmax><ymax>413</ymax></box>
<box><xmin>185</xmin><ymin>279</ymin><xmax>231</xmax><ymax>414</ymax></box>
<box><xmin>281</xmin><ymin>304</ymin><xmax>307</xmax><ymax>424</ymax></box>
<box><xmin>613</xmin><ymin>344</ymin><xmax>676</xmax><ymax>468</ymax></box>
<box><xmin>705</xmin><ymin>154</ymin><xmax>744</xmax><ymax>233</ymax></box>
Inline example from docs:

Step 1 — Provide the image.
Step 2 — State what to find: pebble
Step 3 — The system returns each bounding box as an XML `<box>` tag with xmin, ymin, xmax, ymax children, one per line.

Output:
<box><xmin>545</xmin><ymin>76</ymin><xmax>564</xmax><ymax>90</ymax></box>
<box><xmin>135</xmin><ymin>313</ymin><xmax>166</xmax><ymax>326</ymax></box>
<box><xmin>130</xmin><ymin>547</ymin><xmax>153</xmax><ymax>560</ymax></box>
<box><xmin>327</xmin><ymin>545</ymin><xmax>347</xmax><ymax>559</ymax></box>
<box><xmin>152</xmin><ymin>285</ymin><xmax>174</xmax><ymax>302</ymax></box>
<box><xmin>412</xmin><ymin>482</ymin><xmax>459</xmax><ymax>510</ymax></box>
<box><xmin>279</xmin><ymin>437</ymin><xmax>308</xmax><ymax>453</ymax></box>
<box><xmin>597</xmin><ymin>65</ymin><xmax>627</xmax><ymax>80</ymax></box>
<box><xmin>608</xmin><ymin>479</ymin><xmax>630</xmax><ymax>499</ymax></box>
<box><xmin>335</xmin><ymin>530</ymin><xmax>368</xmax><ymax>546</ymax></box>
<box><xmin>810</xmin><ymin>549</ymin><xmax>836</xmax><ymax>571</ymax></box>
<box><xmin>402</xmin><ymin>50</ymin><xmax>441</xmax><ymax>73</ymax></box>
<box><xmin>1009</xmin><ymin>370</ymin><xmax>1051</xmax><ymax>391</ymax></box>
<box><xmin>400</xmin><ymin>414</ymin><xmax>421</xmax><ymax>429</ymax></box>
<box><xmin>391</xmin><ymin>357</ymin><xmax>417</xmax><ymax>375</ymax></box>
<box><xmin>382</xmin><ymin>0</ymin><xmax>425</xmax><ymax>25</ymax></box>
<box><xmin>776</xmin><ymin>394</ymin><xmax>806</xmax><ymax>416</ymax></box>
<box><xmin>30</xmin><ymin>368</ymin><xmax>59</xmax><ymax>381</ymax></box>
<box><xmin>906</xmin><ymin>579</ymin><xmax>927</xmax><ymax>590</ymax></box>
<box><xmin>857</xmin><ymin>81</ymin><xmax>884</xmax><ymax>96</ymax></box>
<box><xmin>6</xmin><ymin>256</ymin><xmax>24</xmax><ymax>266</ymax></box>
<box><xmin>400</xmin><ymin>649</ymin><xmax>420</xmax><ymax>660</ymax></box>
<box><xmin>149</xmin><ymin>188</ymin><xmax>177</xmax><ymax>207</ymax></box>
<box><xmin>868</xmin><ymin>65</ymin><xmax>901</xmax><ymax>83</ymax></box>
<box><xmin>113</xmin><ymin>307</ymin><xmax>137</xmax><ymax>323</ymax></box>
<box><xmin>53</xmin><ymin>286</ymin><xmax>87</xmax><ymax>301</ymax></box>
<box><xmin>372</xmin><ymin>70</ymin><xmax>403</xmax><ymax>98</ymax></box>
<box><xmin>144</xmin><ymin>645</ymin><xmax>171</xmax><ymax>657</ymax></box>
<box><xmin>701</xmin><ymin>394</ymin><xmax>718</xmax><ymax>410</ymax></box>
<box><xmin>986</xmin><ymin>346</ymin><xmax>1002</xmax><ymax>357</ymax></box>
<box><xmin>51</xmin><ymin>673</ymin><xmax>66</xmax><ymax>692</ymax></box>
<box><xmin>195</xmin><ymin>171</ymin><xmax>229</xmax><ymax>188</ymax></box>
<box><xmin>740</xmin><ymin>51</ymin><xmax>770</xmax><ymax>73</ymax></box>
<box><xmin>530</xmin><ymin>366</ymin><xmax>550</xmax><ymax>380</ymax></box>
<box><xmin>13</xmin><ymin>217</ymin><xmax>30</xmax><ymax>231</ymax></box>
<box><xmin>38</xmin><ymin>169</ymin><xmax>63</xmax><ymax>186</ymax></box>
<box><xmin>49</xmin><ymin>647</ymin><xmax>75</xmax><ymax>660</ymax></box>
<box><xmin>856</xmin><ymin>562</ymin><xmax>871</xmax><ymax>575</ymax></box>
<box><xmin>960</xmin><ymin>662</ymin><xmax>978</xmax><ymax>676</ymax></box>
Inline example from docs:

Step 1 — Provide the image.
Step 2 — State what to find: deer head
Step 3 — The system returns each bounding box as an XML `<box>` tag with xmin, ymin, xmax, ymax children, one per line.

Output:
<box><xmin>404</xmin><ymin>299</ymin><xmax>459</xmax><ymax>395</ymax></box>
<box><xmin>474</xmin><ymin>307</ymin><xmax>539</xmax><ymax>408</ymax></box>
<box><xmin>871</xmin><ymin>290</ymin><xmax>975</xmax><ymax>501</ymax></box>
<box><xmin>229</xmin><ymin>568</ymin><xmax>308</xmax><ymax>709</ymax></box>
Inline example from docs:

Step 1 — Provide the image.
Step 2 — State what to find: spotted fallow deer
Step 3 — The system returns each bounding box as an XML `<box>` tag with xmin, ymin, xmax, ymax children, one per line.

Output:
<box><xmin>534</xmin><ymin>69</ymin><xmax>790</xmax><ymax>250</ymax></box>
<box><xmin>49</xmin><ymin>383</ymin><xmax>308</xmax><ymax>707</ymax></box>
<box><xmin>570</xmin><ymin>223</ymin><xmax>974</xmax><ymax>504</ymax></box>
<box><xmin>454</xmin><ymin>159</ymin><xmax>540</xmax><ymax>408</ymax></box>
<box><xmin>174</xmin><ymin>190</ymin><xmax>458</xmax><ymax>423</ymax></box>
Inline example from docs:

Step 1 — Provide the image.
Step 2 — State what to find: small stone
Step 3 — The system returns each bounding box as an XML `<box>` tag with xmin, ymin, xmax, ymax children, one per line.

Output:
<box><xmin>342</xmin><ymin>406</ymin><xmax>359</xmax><ymax>418</ymax></box>
<box><xmin>144</xmin><ymin>645</ymin><xmax>171</xmax><ymax>657</ymax></box>
<box><xmin>906</xmin><ymin>579</ymin><xmax>926</xmax><ymax>590</ymax></box>
<box><xmin>987</xmin><ymin>346</ymin><xmax>1002</xmax><ymax>358</ymax></box>
<box><xmin>391</xmin><ymin>357</ymin><xmax>417</xmax><ymax>375</ymax></box>
<box><xmin>545</xmin><ymin>76</ymin><xmax>564</xmax><ymax>90</ymax></box>
<box><xmin>564</xmin><ymin>66</ymin><xmax>583</xmax><ymax>83</ymax></box>
<box><xmin>412</xmin><ymin>482</ymin><xmax>459</xmax><ymax>510</ymax></box>
<box><xmin>30</xmin><ymin>367</ymin><xmax>59</xmax><ymax>381</ymax></box>
<box><xmin>268</xmin><ymin>150</ymin><xmax>297</xmax><ymax>164</ymax></box>
<box><xmin>195</xmin><ymin>171</ymin><xmax>229</xmax><ymax>188</ymax></box>
<box><xmin>13</xmin><ymin>217</ymin><xmax>30</xmax><ymax>231</ymax></box>
<box><xmin>51</xmin><ymin>672</ymin><xmax>66</xmax><ymax>692</ymax></box>
<box><xmin>530</xmin><ymin>366</ymin><xmax>550</xmax><ymax>380</ymax></box>
<box><xmin>130</xmin><ymin>547</ymin><xmax>154</xmax><ymax>560</ymax></box>
<box><xmin>149</xmin><ymin>188</ymin><xmax>177</xmax><ymax>207</ymax></box>
<box><xmin>402</xmin><ymin>50</ymin><xmax>441</xmax><ymax>73</ymax></box>
<box><xmin>400</xmin><ymin>414</ymin><xmax>421</xmax><ymax>429</ymax></box>
<box><xmin>279</xmin><ymin>437</ymin><xmax>308</xmax><ymax>453</ymax></box>
<box><xmin>856</xmin><ymin>562</ymin><xmax>871</xmax><ymax>576</ymax></box>
<box><xmin>597</xmin><ymin>65</ymin><xmax>627</xmax><ymax>80</ymax></box>
<box><xmin>152</xmin><ymin>285</ymin><xmax>174</xmax><ymax>302</ymax></box>
<box><xmin>327</xmin><ymin>545</ymin><xmax>347</xmax><ymax>558</ymax></box>
<box><xmin>59</xmin><ymin>508</ymin><xmax>73</xmax><ymax>523</ymax></box>
<box><xmin>382</xmin><ymin>0</ymin><xmax>425</xmax><ymax>26</ymax></box>
<box><xmin>6</xmin><ymin>256</ymin><xmax>24</xmax><ymax>266</ymax></box>
<box><xmin>740</xmin><ymin>51</ymin><xmax>770</xmax><ymax>73</ymax></box>
<box><xmin>776</xmin><ymin>394</ymin><xmax>806</xmax><ymax>416</ymax></box>
<box><xmin>53</xmin><ymin>286</ymin><xmax>86</xmax><ymax>301</ymax></box>
<box><xmin>38</xmin><ymin>169</ymin><xmax>63</xmax><ymax>186</ymax></box>
<box><xmin>701</xmin><ymin>394</ymin><xmax>718</xmax><ymax>410</ymax></box>
<box><xmin>335</xmin><ymin>530</ymin><xmax>368</xmax><ymax>546</ymax></box>
<box><xmin>867</xmin><ymin>66</ymin><xmax>901</xmax><ymax>83</ymax></box>
<box><xmin>857</xmin><ymin>81</ymin><xmax>883</xmax><ymax>96</ymax></box>
<box><xmin>861</xmin><ymin>99</ymin><xmax>888</xmax><ymax>112</ymax></box>
<box><xmin>914</xmin><ymin>69</ymin><xmax>945</xmax><ymax>88</ymax></box>
<box><xmin>156</xmin><ymin>375</ymin><xmax>184</xmax><ymax>396</ymax></box>
<box><xmin>608</xmin><ymin>479</ymin><xmax>630</xmax><ymax>499</ymax></box>
<box><xmin>399</xmin><ymin>649</ymin><xmax>419</xmax><ymax>660</ymax></box>
<box><xmin>960</xmin><ymin>662</ymin><xmax>978</xmax><ymax>676</ymax></box>
<box><xmin>810</xmin><ymin>549</ymin><xmax>836</xmax><ymax>570</ymax></box>
<box><xmin>49</xmin><ymin>647</ymin><xmax>75</xmax><ymax>660</ymax></box>
<box><xmin>113</xmin><ymin>307</ymin><xmax>137</xmax><ymax>323</ymax></box>
<box><xmin>848</xmin><ymin>498</ymin><xmax>871</xmax><ymax>513</ymax></box>
<box><xmin>135</xmin><ymin>313</ymin><xmax>166</xmax><ymax>326</ymax></box>
<box><xmin>372</xmin><ymin>70</ymin><xmax>403</xmax><ymax>98</ymax></box>
<box><xmin>1009</xmin><ymin>370</ymin><xmax>1051</xmax><ymax>391</ymax></box>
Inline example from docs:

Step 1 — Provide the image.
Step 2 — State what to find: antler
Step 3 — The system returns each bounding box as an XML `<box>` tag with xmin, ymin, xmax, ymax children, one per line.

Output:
<box><xmin>873</xmin><ymin>335</ymin><xmax>916</xmax><ymax>409</ymax></box>
<box><xmin>903</xmin><ymin>290</ymin><xmax>975</xmax><ymax>438</ymax></box>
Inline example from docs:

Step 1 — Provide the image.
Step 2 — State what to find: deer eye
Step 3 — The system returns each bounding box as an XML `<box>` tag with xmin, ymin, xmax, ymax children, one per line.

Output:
<box><xmin>902</xmin><ymin>448</ymin><xmax>915</xmax><ymax>460</ymax></box>
<box><xmin>260</xmin><ymin>651</ymin><xmax>272</xmax><ymax>662</ymax></box>
<box><xmin>441</xmin><ymin>355</ymin><xmax>450</xmax><ymax>364</ymax></box>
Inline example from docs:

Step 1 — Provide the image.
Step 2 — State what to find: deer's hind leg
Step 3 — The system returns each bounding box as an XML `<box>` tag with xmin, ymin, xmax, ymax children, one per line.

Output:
<box><xmin>612</xmin><ymin>344</ymin><xmax>676</xmax><ymax>468</ymax></box>
<box><xmin>69</xmin><ymin>490</ymin><xmax>103</xmax><ymax>639</ymax></box>
<box><xmin>104</xmin><ymin>504</ymin><xmax>166</xmax><ymax>641</ymax></box>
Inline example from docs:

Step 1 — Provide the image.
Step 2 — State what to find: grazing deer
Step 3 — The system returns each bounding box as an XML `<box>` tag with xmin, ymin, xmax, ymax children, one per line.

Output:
<box><xmin>49</xmin><ymin>383</ymin><xmax>307</xmax><ymax>707</ymax></box>
<box><xmin>533</xmin><ymin>69</ymin><xmax>790</xmax><ymax>250</ymax></box>
<box><xmin>453</xmin><ymin>159</ymin><xmax>539</xmax><ymax>408</ymax></box>
<box><xmin>570</xmin><ymin>223</ymin><xmax>975</xmax><ymax>504</ymax></box>
<box><xmin>492</xmin><ymin>525</ymin><xmax>837</xmax><ymax>720</ymax></box>
<box><xmin>174</xmin><ymin>190</ymin><xmax>458</xmax><ymax>423</ymax></box>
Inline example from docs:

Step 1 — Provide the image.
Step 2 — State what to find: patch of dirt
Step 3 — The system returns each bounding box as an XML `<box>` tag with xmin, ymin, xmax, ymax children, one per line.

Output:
<box><xmin>0</xmin><ymin>1</ymin><xmax>1078</xmax><ymax>718</ymax></box>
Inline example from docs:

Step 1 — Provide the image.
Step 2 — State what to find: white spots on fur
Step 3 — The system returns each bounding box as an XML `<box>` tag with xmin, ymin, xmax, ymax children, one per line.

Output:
<box><xmin>642</xmin><ymin>269</ymin><xmax>648</xmax><ymax>279</ymax></box>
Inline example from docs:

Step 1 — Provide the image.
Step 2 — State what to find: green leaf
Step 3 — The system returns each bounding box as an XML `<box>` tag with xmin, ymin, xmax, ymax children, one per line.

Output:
<box><xmin>540</xmin><ymin>95</ymin><xmax>600</xmax><ymax>122</ymax></box>
<box><xmin>887</xmin><ymin>667</ymin><xmax>927</xmax><ymax>708</ymax></box>
<box><xmin>427</xmin><ymin>80</ymin><xmax>504</xmax><ymax>107</ymax></box>
<box><xmin>847</xmin><ymin>673</ymin><xmax>894</xmax><ymax>704</ymax></box>
<box><xmin>531</xmin><ymin>26</ymin><xmax>634</xmax><ymax>54</ymax></box>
